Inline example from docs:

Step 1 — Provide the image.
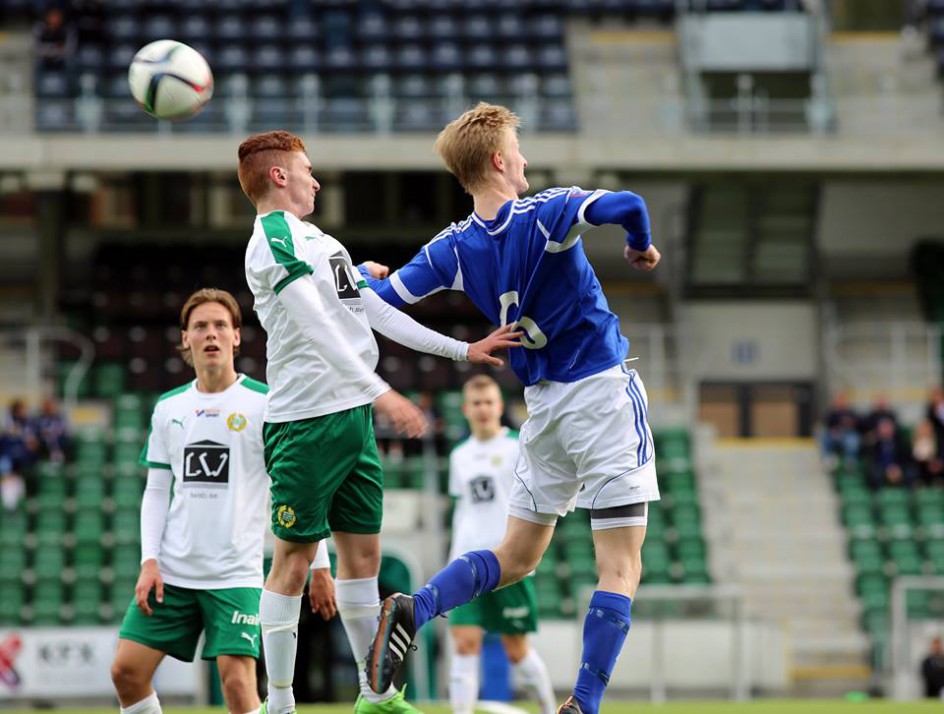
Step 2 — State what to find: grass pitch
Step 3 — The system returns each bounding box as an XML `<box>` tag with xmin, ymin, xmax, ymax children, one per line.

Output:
<box><xmin>4</xmin><ymin>702</ymin><xmax>944</xmax><ymax>714</ymax></box>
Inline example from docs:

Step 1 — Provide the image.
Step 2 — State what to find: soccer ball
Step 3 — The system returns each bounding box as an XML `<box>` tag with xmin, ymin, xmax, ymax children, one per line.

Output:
<box><xmin>128</xmin><ymin>40</ymin><xmax>214</xmax><ymax>121</ymax></box>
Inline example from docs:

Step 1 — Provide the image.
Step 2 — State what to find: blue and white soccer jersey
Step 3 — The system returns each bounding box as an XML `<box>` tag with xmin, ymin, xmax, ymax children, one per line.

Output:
<box><xmin>363</xmin><ymin>186</ymin><xmax>660</xmax><ymax>525</ymax></box>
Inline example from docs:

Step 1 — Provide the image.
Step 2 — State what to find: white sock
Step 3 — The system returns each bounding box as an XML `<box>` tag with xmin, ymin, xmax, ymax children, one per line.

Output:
<box><xmin>120</xmin><ymin>691</ymin><xmax>162</xmax><ymax>714</ymax></box>
<box><xmin>238</xmin><ymin>709</ymin><xmax>261</xmax><ymax>714</ymax></box>
<box><xmin>513</xmin><ymin>648</ymin><xmax>556</xmax><ymax>714</ymax></box>
<box><xmin>336</xmin><ymin>576</ymin><xmax>397</xmax><ymax>703</ymax></box>
<box><xmin>260</xmin><ymin>589</ymin><xmax>302</xmax><ymax>714</ymax></box>
<box><xmin>449</xmin><ymin>653</ymin><xmax>479</xmax><ymax>714</ymax></box>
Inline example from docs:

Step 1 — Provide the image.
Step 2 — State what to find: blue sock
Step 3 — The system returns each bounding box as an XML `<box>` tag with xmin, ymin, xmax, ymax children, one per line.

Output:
<box><xmin>572</xmin><ymin>590</ymin><xmax>632</xmax><ymax>714</ymax></box>
<box><xmin>411</xmin><ymin>550</ymin><xmax>501</xmax><ymax>629</ymax></box>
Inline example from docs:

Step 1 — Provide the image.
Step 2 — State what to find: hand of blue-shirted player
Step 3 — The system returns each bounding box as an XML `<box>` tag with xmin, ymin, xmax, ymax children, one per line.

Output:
<box><xmin>466</xmin><ymin>324</ymin><xmax>523</xmax><ymax>366</ymax></box>
<box><xmin>135</xmin><ymin>559</ymin><xmax>164</xmax><ymax>617</ymax></box>
<box><xmin>361</xmin><ymin>261</ymin><xmax>389</xmax><ymax>279</ymax></box>
<box><xmin>624</xmin><ymin>244</ymin><xmax>661</xmax><ymax>272</ymax></box>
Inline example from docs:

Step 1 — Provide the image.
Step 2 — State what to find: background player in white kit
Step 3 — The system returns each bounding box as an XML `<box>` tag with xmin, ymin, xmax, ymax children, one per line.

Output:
<box><xmin>446</xmin><ymin>375</ymin><xmax>555</xmax><ymax>714</ymax></box>
<box><xmin>365</xmin><ymin>104</ymin><xmax>661</xmax><ymax>714</ymax></box>
<box><xmin>110</xmin><ymin>288</ymin><xmax>306</xmax><ymax>714</ymax></box>
<box><xmin>237</xmin><ymin>131</ymin><xmax>518</xmax><ymax>714</ymax></box>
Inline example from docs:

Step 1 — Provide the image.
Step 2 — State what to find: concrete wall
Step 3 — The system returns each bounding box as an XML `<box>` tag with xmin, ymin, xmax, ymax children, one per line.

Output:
<box><xmin>684</xmin><ymin>301</ymin><xmax>818</xmax><ymax>381</ymax></box>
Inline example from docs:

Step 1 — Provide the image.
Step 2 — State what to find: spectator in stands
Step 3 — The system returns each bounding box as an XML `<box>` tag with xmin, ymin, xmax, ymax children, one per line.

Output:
<box><xmin>33</xmin><ymin>7</ymin><xmax>76</xmax><ymax>70</ymax></box>
<box><xmin>928</xmin><ymin>387</ymin><xmax>944</xmax><ymax>460</ymax></box>
<box><xmin>913</xmin><ymin>420</ymin><xmax>944</xmax><ymax>488</ymax></box>
<box><xmin>861</xmin><ymin>394</ymin><xmax>899</xmax><ymax>448</ymax></box>
<box><xmin>5</xmin><ymin>399</ymin><xmax>39</xmax><ymax>475</ymax></box>
<box><xmin>0</xmin><ymin>441</ymin><xmax>23</xmax><ymax>513</ymax></box>
<box><xmin>35</xmin><ymin>396</ymin><xmax>71</xmax><ymax>463</ymax></box>
<box><xmin>921</xmin><ymin>636</ymin><xmax>944</xmax><ymax>699</ymax></box>
<box><xmin>866</xmin><ymin>417</ymin><xmax>915</xmax><ymax>490</ymax></box>
<box><xmin>821</xmin><ymin>391</ymin><xmax>861</xmax><ymax>469</ymax></box>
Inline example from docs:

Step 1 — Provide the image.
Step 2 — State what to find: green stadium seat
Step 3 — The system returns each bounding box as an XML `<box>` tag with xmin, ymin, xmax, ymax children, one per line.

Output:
<box><xmin>33</xmin><ymin>545</ymin><xmax>66</xmax><ymax>580</ymax></box>
<box><xmin>112</xmin><ymin>473</ymin><xmax>145</xmax><ymax>508</ymax></box>
<box><xmin>877</xmin><ymin>503</ymin><xmax>913</xmax><ymax>538</ymax></box>
<box><xmin>680</xmin><ymin>557</ymin><xmax>710</xmax><ymax>583</ymax></box>
<box><xmin>907</xmin><ymin>589</ymin><xmax>931</xmax><ymax>618</ymax></box>
<box><xmin>843</xmin><ymin>504</ymin><xmax>876</xmax><ymax>538</ymax></box>
<box><xmin>74</xmin><ymin>475</ymin><xmax>106</xmax><ymax>509</ymax></box>
<box><xmin>71</xmin><ymin>580</ymin><xmax>103</xmax><ymax>624</ymax></box>
<box><xmin>111</xmin><ymin>544</ymin><xmax>141</xmax><ymax>580</ymax></box>
<box><xmin>917</xmin><ymin>505</ymin><xmax>944</xmax><ymax>538</ymax></box>
<box><xmin>0</xmin><ymin>548</ymin><xmax>26</xmax><ymax>584</ymax></box>
<box><xmin>926</xmin><ymin>539</ymin><xmax>944</xmax><ymax>574</ymax></box>
<box><xmin>915</xmin><ymin>489</ymin><xmax>944</xmax><ymax>508</ymax></box>
<box><xmin>0</xmin><ymin>511</ymin><xmax>27</xmax><ymax>548</ymax></box>
<box><xmin>73</xmin><ymin>510</ymin><xmax>105</xmax><ymax>546</ymax></box>
<box><xmin>57</xmin><ymin>360</ymin><xmax>92</xmax><ymax>399</ymax></box>
<box><xmin>840</xmin><ymin>487</ymin><xmax>871</xmax><ymax>508</ymax></box>
<box><xmin>95</xmin><ymin>362</ymin><xmax>126</xmax><ymax>399</ymax></box>
<box><xmin>30</xmin><ymin>581</ymin><xmax>65</xmax><ymax>625</ymax></box>
<box><xmin>0</xmin><ymin>583</ymin><xmax>23</xmax><ymax>623</ymax></box>
<box><xmin>876</xmin><ymin>488</ymin><xmax>910</xmax><ymax>507</ymax></box>
<box><xmin>676</xmin><ymin>537</ymin><xmax>708</xmax><ymax>561</ymax></box>
<box><xmin>109</xmin><ymin>579</ymin><xmax>136</xmax><ymax>617</ymax></box>
<box><xmin>112</xmin><ymin>441</ymin><xmax>142</xmax><ymax>468</ymax></box>
<box><xmin>34</xmin><ymin>511</ymin><xmax>68</xmax><ymax>547</ymax></box>
<box><xmin>111</xmin><ymin>509</ymin><xmax>141</xmax><ymax>545</ymax></box>
<box><xmin>72</xmin><ymin>542</ymin><xmax>105</xmax><ymax>578</ymax></box>
<box><xmin>888</xmin><ymin>540</ymin><xmax>924</xmax><ymax>576</ymax></box>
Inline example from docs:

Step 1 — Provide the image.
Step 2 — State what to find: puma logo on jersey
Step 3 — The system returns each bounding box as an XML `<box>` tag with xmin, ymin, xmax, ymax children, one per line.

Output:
<box><xmin>240</xmin><ymin>632</ymin><xmax>259</xmax><ymax>646</ymax></box>
<box><xmin>269</xmin><ymin>236</ymin><xmax>289</xmax><ymax>248</ymax></box>
<box><xmin>171</xmin><ymin>418</ymin><xmax>184</xmax><ymax>428</ymax></box>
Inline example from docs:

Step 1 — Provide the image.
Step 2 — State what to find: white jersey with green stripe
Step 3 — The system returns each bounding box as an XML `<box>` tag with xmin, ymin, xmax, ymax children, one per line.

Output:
<box><xmin>245</xmin><ymin>210</ymin><xmax>382</xmax><ymax>422</ymax></box>
<box><xmin>139</xmin><ymin>375</ymin><xmax>270</xmax><ymax>589</ymax></box>
<box><xmin>448</xmin><ymin>427</ymin><xmax>520</xmax><ymax>560</ymax></box>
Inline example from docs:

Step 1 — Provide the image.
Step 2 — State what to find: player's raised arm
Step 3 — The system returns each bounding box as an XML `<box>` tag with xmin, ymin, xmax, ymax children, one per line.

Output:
<box><xmin>579</xmin><ymin>190</ymin><xmax>661</xmax><ymax>271</ymax></box>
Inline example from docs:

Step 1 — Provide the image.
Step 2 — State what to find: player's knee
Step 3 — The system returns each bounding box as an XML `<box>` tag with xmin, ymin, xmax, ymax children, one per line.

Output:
<box><xmin>220</xmin><ymin>668</ymin><xmax>255</xmax><ymax>711</ymax></box>
<box><xmin>110</xmin><ymin>658</ymin><xmax>148</xmax><ymax>698</ymax></box>
<box><xmin>453</xmin><ymin>636</ymin><xmax>481</xmax><ymax>656</ymax></box>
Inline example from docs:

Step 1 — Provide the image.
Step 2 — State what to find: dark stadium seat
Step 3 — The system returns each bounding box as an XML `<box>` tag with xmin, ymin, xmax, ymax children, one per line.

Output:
<box><xmin>429</xmin><ymin>14</ymin><xmax>460</xmax><ymax>41</ymax></box>
<box><xmin>36</xmin><ymin>70</ymin><xmax>70</xmax><ymax>98</ymax></box>
<box><xmin>140</xmin><ymin>14</ymin><xmax>177</xmax><ymax>42</ymax></box>
<box><xmin>393</xmin><ymin>15</ymin><xmax>425</xmax><ymax>42</ymax></box>
<box><xmin>107</xmin><ymin>16</ymin><xmax>139</xmax><ymax>43</ymax></box>
<box><xmin>431</xmin><ymin>42</ymin><xmax>464</xmax><ymax>72</ymax></box>
<box><xmin>254</xmin><ymin>14</ymin><xmax>284</xmax><ymax>41</ymax></box>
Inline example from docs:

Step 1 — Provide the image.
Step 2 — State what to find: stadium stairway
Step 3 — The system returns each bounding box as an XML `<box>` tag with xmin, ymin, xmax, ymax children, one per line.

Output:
<box><xmin>698</xmin><ymin>435</ymin><xmax>871</xmax><ymax>695</ymax></box>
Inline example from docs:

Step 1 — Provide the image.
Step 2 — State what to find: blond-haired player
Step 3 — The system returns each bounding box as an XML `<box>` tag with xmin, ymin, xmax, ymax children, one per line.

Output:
<box><xmin>364</xmin><ymin>104</ymin><xmax>661</xmax><ymax>714</ymax></box>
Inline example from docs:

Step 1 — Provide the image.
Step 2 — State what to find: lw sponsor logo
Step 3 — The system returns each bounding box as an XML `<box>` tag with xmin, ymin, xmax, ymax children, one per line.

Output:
<box><xmin>330</xmin><ymin>252</ymin><xmax>360</xmax><ymax>301</ymax></box>
<box><xmin>195</xmin><ymin>408</ymin><xmax>220</xmax><ymax>418</ymax></box>
<box><xmin>231</xmin><ymin>611</ymin><xmax>260</xmax><ymax>626</ymax></box>
<box><xmin>277</xmin><ymin>504</ymin><xmax>297</xmax><ymax>528</ymax></box>
<box><xmin>469</xmin><ymin>475</ymin><xmax>495</xmax><ymax>504</ymax></box>
<box><xmin>183</xmin><ymin>440</ymin><xmax>230</xmax><ymax>485</ymax></box>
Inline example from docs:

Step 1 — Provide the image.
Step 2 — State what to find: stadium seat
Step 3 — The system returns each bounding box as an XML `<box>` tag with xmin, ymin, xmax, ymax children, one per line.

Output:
<box><xmin>0</xmin><ymin>583</ymin><xmax>23</xmax><ymax>623</ymax></box>
<box><xmin>72</xmin><ymin>543</ymin><xmax>105</xmax><ymax>579</ymax></box>
<box><xmin>71</xmin><ymin>579</ymin><xmax>103</xmax><ymax>625</ymax></box>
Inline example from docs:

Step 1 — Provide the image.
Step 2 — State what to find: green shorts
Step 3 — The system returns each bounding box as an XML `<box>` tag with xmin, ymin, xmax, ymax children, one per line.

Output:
<box><xmin>263</xmin><ymin>404</ymin><xmax>384</xmax><ymax>543</ymax></box>
<box><xmin>449</xmin><ymin>578</ymin><xmax>539</xmax><ymax>635</ymax></box>
<box><xmin>118</xmin><ymin>583</ymin><xmax>262</xmax><ymax>662</ymax></box>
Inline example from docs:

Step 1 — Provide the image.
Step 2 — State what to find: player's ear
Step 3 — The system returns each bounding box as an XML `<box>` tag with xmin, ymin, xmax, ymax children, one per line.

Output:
<box><xmin>269</xmin><ymin>165</ymin><xmax>287</xmax><ymax>187</ymax></box>
<box><xmin>491</xmin><ymin>150</ymin><xmax>505</xmax><ymax>172</ymax></box>
<box><xmin>232</xmin><ymin>326</ymin><xmax>242</xmax><ymax>348</ymax></box>
<box><xmin>180</xmin><ymin>329</ymin><xmax>190</xmax><ymax>351</ymax></box>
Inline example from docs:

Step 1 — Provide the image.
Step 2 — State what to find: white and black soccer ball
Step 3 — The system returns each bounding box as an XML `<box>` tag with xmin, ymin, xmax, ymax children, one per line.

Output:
<box><xmin>128</xmin><ymin>40</ymin><xmax>214</xmax><ymax>121</ymax></box>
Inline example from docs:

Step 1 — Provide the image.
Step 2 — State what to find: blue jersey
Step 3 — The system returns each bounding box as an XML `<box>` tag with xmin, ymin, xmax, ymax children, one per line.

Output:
<box><xmin>363</xmin><ymin>186</ymin><xmax>651</xmax><ymax>387</ymax></box>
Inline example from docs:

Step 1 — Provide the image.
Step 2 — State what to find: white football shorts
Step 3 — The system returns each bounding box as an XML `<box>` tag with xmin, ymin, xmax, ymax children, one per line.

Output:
<box><xmin>509</xmin><ymin>364</ymin><xmax>660</xmax><ymax>527</ymax></box>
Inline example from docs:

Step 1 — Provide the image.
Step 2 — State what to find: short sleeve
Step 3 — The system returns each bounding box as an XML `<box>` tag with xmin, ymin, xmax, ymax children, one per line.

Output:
<box><xmin>251</xmin><ymin>212</ymin><xmax>315</xmax><ymax>295</ymax></box>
